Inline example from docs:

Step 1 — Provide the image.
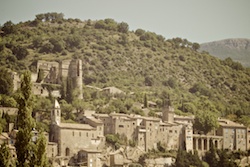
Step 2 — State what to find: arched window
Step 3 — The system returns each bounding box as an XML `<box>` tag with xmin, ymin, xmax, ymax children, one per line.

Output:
<box><xmin>66</xmin><ymin>147</ymin><xmax>70</xmax><ymax>156</ymax></box>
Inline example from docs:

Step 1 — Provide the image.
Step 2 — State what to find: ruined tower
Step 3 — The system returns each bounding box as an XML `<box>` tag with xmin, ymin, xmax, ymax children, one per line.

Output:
<box><xmin>162</xmin><ymin>96</ymin><xmax>174</xmax><ymax>123</ymax></box>
<box><xmin>68</xmin><ymin>59</ymin><xmax>83</xmax><ymax>99</ymax></box>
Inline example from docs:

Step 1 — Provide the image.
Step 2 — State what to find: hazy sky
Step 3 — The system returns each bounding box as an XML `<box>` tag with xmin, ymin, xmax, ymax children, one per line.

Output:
<box><xmin>0</xmin><ymin>0</ymin><xmax>249</xmax><ymax>43</ymax></box>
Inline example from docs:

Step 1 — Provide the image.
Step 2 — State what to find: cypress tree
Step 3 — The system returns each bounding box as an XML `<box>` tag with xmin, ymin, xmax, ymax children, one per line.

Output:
<box><xmin>15</xmin><ymin>71</ymin><xmax>34</xmax><ymax>167</ymax></box>
<box><xmin>15</xmin><ymin>71</ymin><xmax>48</xmax><ymax>167</ymax></box>
<box><xmin>144</xmin><ymin>93</ymin><xmax>148</xmax><ymax>108</ymax></box>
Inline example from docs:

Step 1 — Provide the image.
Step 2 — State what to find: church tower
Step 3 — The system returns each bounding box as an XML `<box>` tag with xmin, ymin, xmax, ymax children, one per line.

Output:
<box><xmin>51</xmin><ymin>99</ymin><xmax>61</xmax><ymax>125</ymax></box>
<box><xmin>162</xmin><ymin>96</ymin><xmax>174</xmax><ymax>123</ymax></box>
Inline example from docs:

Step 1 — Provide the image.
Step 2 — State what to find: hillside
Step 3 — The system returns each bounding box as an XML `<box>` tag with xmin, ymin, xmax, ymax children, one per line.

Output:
<box><xmin>200</xmin><ymin>38</ymin><xmax>250</xmax><ymax>67</ymax></box>
<box><xmin>0</xmin><ymin>13</ymin><xmax>250</xmax><ymax>123</ymax></box>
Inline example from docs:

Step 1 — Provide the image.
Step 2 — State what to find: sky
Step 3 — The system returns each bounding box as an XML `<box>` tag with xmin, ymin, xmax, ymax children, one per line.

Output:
<box><xmin>0</xmin><ymin>0</ymin><xmax>250</xmax><ymax>43</ymax></box>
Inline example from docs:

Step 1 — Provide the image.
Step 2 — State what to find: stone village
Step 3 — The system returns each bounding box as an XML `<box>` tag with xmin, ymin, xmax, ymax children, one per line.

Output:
<box><xmin>1</xmin><ymin>59</ymin><xmax>250</xmax><ymax>167</ymax></box>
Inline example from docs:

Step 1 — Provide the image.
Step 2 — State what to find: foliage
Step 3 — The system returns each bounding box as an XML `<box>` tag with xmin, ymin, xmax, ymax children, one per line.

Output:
<box><xmin>0</xmin><ymin>143</ymin><xmax>12</xmax><ymax>167</ymax></box>
<box><xmin>192</xmin><ymin>42</ymin><xmax>200</xmax><ymax>51</ymax></box>
<box><xmin>118</xmin><ymin>22</ymin><xmax>129</xmax><ymax>33</ymax></box>
<box><xmin>174</xmin><ymin>149</ymin><xmax>204</xmax><ymax>167</ymax></box>
<box><xmin>189</xmin><ymin>82</ymin><xmax>212</xmax><ymax>97</ymax></box>
<box><xmin>0</xmin><ymin>68</ymin><xmax>14</xmax><ymax>95</ymax></box>
<box><xmin>1</xmin><ymin>21</ymin><xmax>16</xmax><ymax>35</ymax></box>
<box><xmin>15</xmin><ymin>71</ymin><xmax>35</xmax><ymax>167</ymax></box>
<box><xmin>144</xmin><ymin>93</ymin><xmax>148</xmax><ymax>108</ymax></box>
<box><xmin>105</xmin><ymin>133</ymin><xmax>127</xmax><ymax>149</ymax></box>
<box><xmin>15</xmin><ymin>71</ymin><xmax>48</xmax><ymax>167</ymax></box>
<box><xmin>193</xmin><ymin>110</ymin><xmax>219</xmax><ymax>134</ymax></box>
<box><xmin>11</xmin><ymin>45</ymin><xmax>29</xmax><ymax>60</ymax></box>
<box><xmin>30</xmin><ymin>132</ymin><xmax>48</xmax><ymax>167</ymax></box>
<box><xmin>204</xmin><ymin>142</ymin><xmax>218</xmax><ymax>167</ymax></box>
<box><xmin>222</xmin><ymin>57</ymin><xmax>244</xmax><ymax>71</ymax></box>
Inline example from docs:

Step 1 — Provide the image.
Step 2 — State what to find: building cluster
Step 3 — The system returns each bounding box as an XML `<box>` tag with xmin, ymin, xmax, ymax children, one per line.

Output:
<box><xmin>1</xmin><ymin>98</ymin><xmax>250</xmax><ymax>166</ymax></box>
<box><xmin>46</xmin><ymin>99</ymin><xmax>249</xmax><ymax>166</ymax></box>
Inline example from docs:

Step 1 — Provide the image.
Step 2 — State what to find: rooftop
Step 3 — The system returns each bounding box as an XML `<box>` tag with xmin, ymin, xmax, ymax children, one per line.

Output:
<box><xmin>59</xmin><ymin>123</ymin><xmax>95</xmax><ymax>130</ymax></box>
<box><xmin>218</xmin><ymin>118</ymin><xmax>246</xmax><ymax>128</ymax></box>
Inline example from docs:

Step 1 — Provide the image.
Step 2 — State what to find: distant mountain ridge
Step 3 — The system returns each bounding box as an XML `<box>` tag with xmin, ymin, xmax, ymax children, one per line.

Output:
<box><xmin>200</xmin><ymin>38</ymin><xmax>250</xmax><ymax>67</ymax></box>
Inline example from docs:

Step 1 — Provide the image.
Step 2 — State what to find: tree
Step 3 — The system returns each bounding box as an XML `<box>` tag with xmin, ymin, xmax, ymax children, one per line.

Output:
<box><xmin>118</xmin><ymin>22</ymin><xmax>129</xmax><ymax>33</ymax></box>
<box><xmin>174</xmin><ymin>149</ymin><xmax>186</xmax><ymax>167</ymax></box>
<box><xmin>15</xmin><ymin>71</ymin><xmax>35</xmax><ymax>167</ymax></box>
<box><xmin>72</xmin><ymin>99</ymin><xmax>85</xmax><ymax>113</ymax></box>
<box><xmin>1</xmin><ymin>21</ymin><xmax>16</xmax><ymax>35</ymax></box>
<box><xmin>204</xmin><ymin>141</ymin><xmax>218</xmax><ymax>167</ymax></box>
<box><xmin>144</xmin><ymin>93</ymin><xmax>148</xmax><ymax>108</ymax></box>
<box><xmin>49</xmin><ymin>37</ymin><xmax>65</xmax><ymax>53</ymax></box>
<box><xmin>192</xmin><ymin>42</ymin><xmax>200</xmax><ymax>51</ymax></box>
<box><xmin>12</xmin><ymin>45</ymin><xmax>29</xmax><ymax>60</ymax></box>
<box><xmin>0</xmin><ymin>143</ymin><xmax>12</xmax><ymax>167</ymax></box>
<box><xmin>175</xmin><ymin>149</ymin><xmax>204</xmax><ymax>167</ymax></box>
<box><xmin>144</xmin><ymin>75</ymin><xmax>154</xmax><ymax>86</ymax></box>
<box><xmin>32</xmin><ymin>37</ymin><xmax>43</xmax><ymax>48</ymax></box>
<box><xmin>217</xmin><ymin>150</ymin><xmax>238</xmax><ymax>167</ymax></box>
<box><xmin>0</xmin><ymin>95</ymin><xmax>17</xmax><ymax>107</ymax></box>
<box><xmin>194</xmin><ymin>110</ymin><xmax>219</xmax><ymax>134</ymax></box>
<box><xmin>0</xmin><ymin>68</ymin><xmax>14</xmax><ymax>95</ymax></box>
<box><xmin>31</xmin><ymin>132</ymin><xmax>48</xmax><ymax>167</ymax></box>
<box><xmin>66</xmin><ymin>77</ymin><xmax>74</xmax><ymax>103</ymax></box>
<box><xmin>39</xmin><ymin>42</ymin><xmax>53</xmax><ymax>53</ymax></box>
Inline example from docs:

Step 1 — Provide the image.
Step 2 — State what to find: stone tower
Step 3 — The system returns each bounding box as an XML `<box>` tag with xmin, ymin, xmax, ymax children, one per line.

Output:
<box><xmin>162</xmin><ymin>96</ymin><xmax>174</xmax><ymax>123</ymax></box>
<box><xmin>51</xmin><ymin>99</ymin><xmax>61</xmax><ymax>125</ymax></box>
<box><xmin>68</xmin><ymin>59</ymin><xmax>83</xmax><ymax>99</ymax></box>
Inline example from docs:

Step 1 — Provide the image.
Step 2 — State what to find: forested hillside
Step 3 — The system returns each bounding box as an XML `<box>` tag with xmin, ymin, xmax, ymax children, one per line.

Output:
<box><xmin>0</xmin><ymin>13</ymin><xmax>250</xmax><ymax>126</ymax></box>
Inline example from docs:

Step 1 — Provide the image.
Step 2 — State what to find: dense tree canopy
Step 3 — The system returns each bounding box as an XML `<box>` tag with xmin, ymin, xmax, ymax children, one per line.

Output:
<box><xmin>0</xmin><ymin>68</ymin><xmax>14</xmax><ymax>95</ymax></box>
<box><xmin>194</xmin><ymin>110</ymin><xmax>219</xmax><ymax>134</ymax></box>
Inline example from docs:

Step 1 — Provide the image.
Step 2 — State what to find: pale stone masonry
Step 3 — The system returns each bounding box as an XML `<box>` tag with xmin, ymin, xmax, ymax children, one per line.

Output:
<box><xmin>93</xmin><ymin>104</ymin><xmax>192</xmax><ymax>152</ymax></box>
<box><xmin>49</xmin><ymin>100</ymin><xmax>105</xmax><ymax>159</ymax></box>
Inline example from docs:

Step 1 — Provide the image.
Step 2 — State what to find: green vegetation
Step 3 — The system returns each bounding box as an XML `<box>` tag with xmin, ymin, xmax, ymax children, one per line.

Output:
<box><xmin>14</xmin><ymin>71</ymin><xmax>48</xmax><ymax>167</ymax></box>
<box><xmin>0</xmin><ymin>143</ymin><xmax>12</xmax><ymax>167</ymax></box>
<box><xmin>0</xmin><ymin>13</ymin><xmax>250</xmax><ymax>127</ymax></box>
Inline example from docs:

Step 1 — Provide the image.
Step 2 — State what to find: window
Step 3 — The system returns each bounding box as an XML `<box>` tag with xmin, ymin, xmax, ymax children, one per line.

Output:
<box><xmin>72</xmin><ymin>131</ymin><xmax>74</xmax><ymax>136</ymax></box>
<box><xmin>119</xmin><ymin>125</ymin><xmax>124</xmax><ymax>128</ymax></box>
<box><xmin>66</xmin><ymin>148</ymin><xmax>70</xmax><ymax>156</ymax></box>
<box><xmin>86</xmin><ymin>132</ymin><xmax>88</xmax><ymax>137</ymax></box>
<box><xmin>79</xmin><ymin>132</ymin><xmax>81</xmax><ymax>137</ymax></box>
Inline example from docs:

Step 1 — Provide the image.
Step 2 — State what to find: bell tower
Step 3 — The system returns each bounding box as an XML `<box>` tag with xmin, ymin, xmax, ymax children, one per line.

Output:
<box><xmin>51</xmin><ymin>99</ymin><xmax>61</xmax><ymax>125</ymax></box>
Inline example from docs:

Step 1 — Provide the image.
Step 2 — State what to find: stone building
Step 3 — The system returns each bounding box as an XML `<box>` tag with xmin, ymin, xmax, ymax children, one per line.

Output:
<box><xmin>217</xmin><ymin>118</ymin><xmax>248</xmax><ymax>151</ymax></box>
<box><xmin>36</xmin><ymin>59</ymin><xmax>83</xmax><ymax>99</ymax></box>
<box><xmin>49</xmin><ymin>100</ymin><xmax>105</xmax><ymax>161</ymax></box>
<box><xmin>93</xmin><ymin>104</ymin><xmax>191</xmax><ymax>152</ymax></box>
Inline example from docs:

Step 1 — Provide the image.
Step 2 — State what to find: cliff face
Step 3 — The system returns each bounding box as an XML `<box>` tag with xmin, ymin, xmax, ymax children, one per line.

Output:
<box><xmin>200</xmin><ymin>38</ymin><xmax>250</xmax><ymax>67</ymax></box>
